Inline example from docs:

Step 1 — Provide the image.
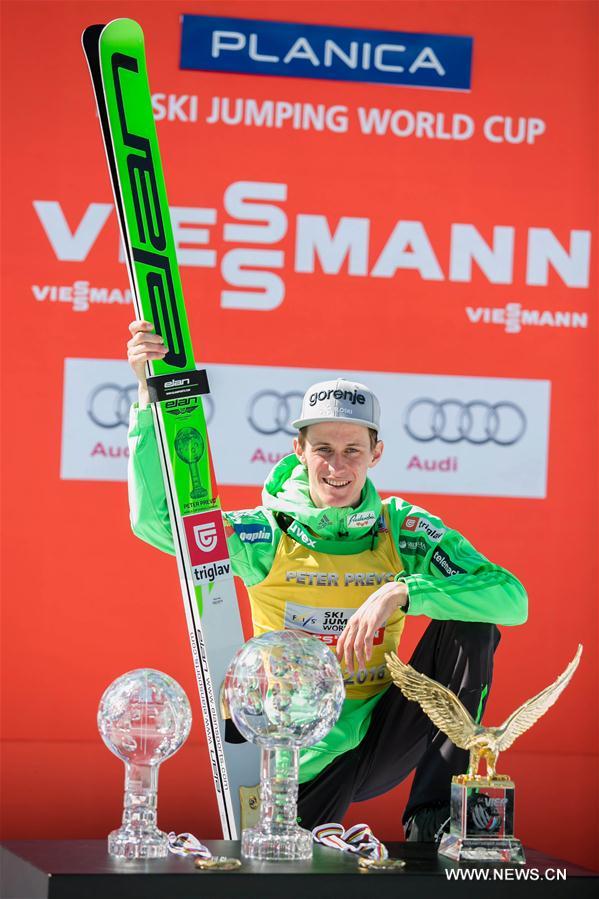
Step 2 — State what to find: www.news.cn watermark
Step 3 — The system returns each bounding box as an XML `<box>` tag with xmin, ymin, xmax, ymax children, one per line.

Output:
<box><xmin>445</xmin><ymin>867</ymin><xmax>567</xmax><ymax>881</ymax></box>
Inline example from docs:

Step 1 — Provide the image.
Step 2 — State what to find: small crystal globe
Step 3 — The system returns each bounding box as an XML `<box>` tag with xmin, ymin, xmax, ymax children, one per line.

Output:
<box><xmin>98</xmin><ymin>669</ymin><xmax>192</xmax><ymax>859</ymax></box>
<box><xmin>225</xmin><ymin>631</ymin><xmax>344</xmax><ymax>860</ymax></box>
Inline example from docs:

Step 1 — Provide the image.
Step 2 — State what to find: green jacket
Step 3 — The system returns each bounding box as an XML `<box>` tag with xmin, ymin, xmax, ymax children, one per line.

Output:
<box><xmin>128</xmin><ymin>406</ymin><xmax>528</xmax><ymax>626</ymax></box>
<box><xmin>128</xmin><ymin>405</ymin><xmax>527</xmax><ymax>780</ymax></box>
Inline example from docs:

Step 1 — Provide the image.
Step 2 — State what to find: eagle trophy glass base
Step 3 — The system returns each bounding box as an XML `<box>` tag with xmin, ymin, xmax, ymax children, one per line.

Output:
<box><xmin>438</xmin><ymin>779</ymin><xmax>526</xmax><ymax>864</ymax></box>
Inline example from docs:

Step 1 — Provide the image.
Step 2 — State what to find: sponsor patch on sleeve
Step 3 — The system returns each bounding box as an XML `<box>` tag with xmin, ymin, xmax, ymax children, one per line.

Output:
<box><xmin>232</xmin><ymin>522</ymin><xmax>273</xmax><ymax>544</ymax></box>
<box><xmin>431</xmin><ymin>547</ymin><xmax>466</xmax><ymax>577</ymax></box>
<box><xmin>402</xmin><ymin>515</ymin><xmax>446</xmax><ymax>542</ymax></box>
<box><xmin>399</xmin><ymin>536</ymin><xmax>430</xmax><ymax>558</ymax></box>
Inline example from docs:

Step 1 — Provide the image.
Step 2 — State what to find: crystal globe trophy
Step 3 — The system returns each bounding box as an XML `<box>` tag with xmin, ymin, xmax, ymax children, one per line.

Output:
<box><xmin>97</xmin><ymin>669</ymin><xmax>192</xmax><ymax>859</ymax></box>
<box><xmin>224</xmin><ymin>630</ymin><xmax>344</xmax><ymax>860</ymax></box>
<box><xmin>174</xmin><ymin>427</ymin><xmax>207</xmax><ymax>498</ymax></box>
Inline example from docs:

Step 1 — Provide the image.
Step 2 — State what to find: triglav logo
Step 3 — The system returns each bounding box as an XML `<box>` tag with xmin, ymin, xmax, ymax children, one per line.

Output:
<box><xmin>404</xmin><ymin>399</ymin><xmax>526</xmax><ymax>446</ymax></box>
<box><xmin>193</xmin><ymin>521</ymin><xmax>218</xmax><ymax>552</ymax></box>
<box><xmin>183</xmin><ymin>511</ymin><xmax>230</xmax><ymax>584</ymax></box>
<box><xmin>402</xmin><ymin>516</ymin><xmax>446</xmax><ymax>542</ymax></box>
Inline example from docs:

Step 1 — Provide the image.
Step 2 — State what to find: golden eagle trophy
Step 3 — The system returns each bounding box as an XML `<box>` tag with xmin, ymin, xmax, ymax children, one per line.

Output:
<box><xmin>386</xmin><ymin>645</ymin><xmax>582</xmax><ymax>863</ymax></box>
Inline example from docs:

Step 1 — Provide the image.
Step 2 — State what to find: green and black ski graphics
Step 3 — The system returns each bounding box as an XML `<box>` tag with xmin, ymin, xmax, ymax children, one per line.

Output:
<box><xmin>82</xmin><ymin>18</ymin><xmax>257</xmax><ymax>838</ymax></box>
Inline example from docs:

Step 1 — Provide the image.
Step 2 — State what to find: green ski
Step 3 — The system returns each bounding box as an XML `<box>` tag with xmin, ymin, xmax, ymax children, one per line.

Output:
<box><xmin>82</xmin><ymin>18</ymin><xmax>257</xmax><ymax>838</ymax></box>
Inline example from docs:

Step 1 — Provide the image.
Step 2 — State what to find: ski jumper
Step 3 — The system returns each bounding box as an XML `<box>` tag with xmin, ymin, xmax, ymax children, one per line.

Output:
<box><xmin>128</xmin><ymin>405</ymin><xmax>527</xmax><ymax>823</ymax></box>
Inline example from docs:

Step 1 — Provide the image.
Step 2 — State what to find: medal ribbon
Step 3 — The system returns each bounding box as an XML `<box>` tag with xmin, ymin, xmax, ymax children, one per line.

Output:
<box><xmin>312</xmin><ymin>822</ymin><xmax>388</xmax><ymax>860</ymax></box>
<box><xmin>169</xmin><ymin>824</ymin><xmax>387</xmax><ymax>862</ymax></box>
<box><xmin>168</xmin><ymin>831</ymin><xmax>212</xmax><ymax>858</ymax></box>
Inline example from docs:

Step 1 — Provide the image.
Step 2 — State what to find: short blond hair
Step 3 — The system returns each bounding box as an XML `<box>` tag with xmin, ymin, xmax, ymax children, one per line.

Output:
<box><xmin>297</xmin><ymin>426</ymin><xmax>379</xmax><ymax>451</ymax></box>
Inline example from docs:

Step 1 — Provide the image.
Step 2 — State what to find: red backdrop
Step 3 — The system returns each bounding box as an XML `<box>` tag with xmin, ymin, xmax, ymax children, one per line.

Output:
<box><xmin>1</xmin><ymin>0</ymin><xmax>597</xmax><ymax>871</ymax></box>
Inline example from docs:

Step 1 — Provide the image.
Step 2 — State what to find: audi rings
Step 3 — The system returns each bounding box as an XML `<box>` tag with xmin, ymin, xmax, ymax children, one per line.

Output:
<box><xmin>87</xmin><ymin>383</ymin><xmax>215</xmax><ymax>428</ymax></box>
<box><xmin>87</xmin><ymin>383</ymin><xmax>138</xmax><ymax>428</ymax></box>
<box><xmin>247</xmin><ymin>390</ymin><xmax>303</xmax><ymax>436</ymax></box>
<box><xmin>404</xmin><ymin>399</ymin><xmax>526</xmax><ymax>446</ymax></box>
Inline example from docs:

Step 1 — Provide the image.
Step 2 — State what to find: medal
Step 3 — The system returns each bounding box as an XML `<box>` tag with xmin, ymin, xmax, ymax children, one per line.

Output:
<box><xmin>194</xmin><ymin>855</ymin><xmax>242</xmax><ymax>871</ymax></box>
<box><xmin>357</xmin><ymin>856</ymin><xmax>405</xmax><ymax>872</ymax></box>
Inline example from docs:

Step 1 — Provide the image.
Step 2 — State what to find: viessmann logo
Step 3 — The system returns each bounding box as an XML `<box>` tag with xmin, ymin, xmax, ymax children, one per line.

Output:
<box><xmin>180</xmin><ymin>16</ymin><xmax>472</xmax><ymax>90</ymax></box>
<box><xmin>34</xmin><ymin>188</ymin><xmax>592</xmax><ymax>315</ymax></box>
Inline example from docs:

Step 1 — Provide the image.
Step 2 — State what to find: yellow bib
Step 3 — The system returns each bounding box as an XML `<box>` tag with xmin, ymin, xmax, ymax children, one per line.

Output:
<box><xmin>247</xmin><ymin>510</ymin><xmax>405</xmax><ymax>699</ymax></box>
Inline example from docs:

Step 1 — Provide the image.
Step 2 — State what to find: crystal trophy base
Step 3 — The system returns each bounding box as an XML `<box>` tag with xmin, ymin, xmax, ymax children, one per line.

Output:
<box><xmin>438</xmin><ymin>778</ymin><xmax>526</xmax><ymax>864</ymax></box>
<box><xmin>241</xmin><ymin>748</ymin><xmax>312</xmax><ymax>861</ymax></box>
<box><xmin>106</xmin><ymin>762</ymin><xmax>169</xmax><ymax>859</ymax></box>
<box><xmin>242</xmin><ymin>824</ymin><xmax>313</xmax><ymax>861</ymax></box>
<box><xmin>108</xmin><ymin>823</ymin><xmax>169</xmax><ymax>860</ymax></box>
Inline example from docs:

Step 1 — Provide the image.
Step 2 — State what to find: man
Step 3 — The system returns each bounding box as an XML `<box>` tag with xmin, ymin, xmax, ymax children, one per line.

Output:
<box><xmin>127</xmin><ymin>320</ymin><xmax>527</xmax><ymax>840</ymax></box>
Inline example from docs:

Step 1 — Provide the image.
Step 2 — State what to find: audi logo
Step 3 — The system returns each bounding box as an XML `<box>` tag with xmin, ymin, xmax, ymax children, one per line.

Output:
<box><xmin>87</xmin><ymin>383</ymin><xmax>214</xmax><ymax>428</ymax></box>
<box><xmin>87</xmin><ymin>383</ymin><xmax>139</xmax><ymax>428</ymax></box>
<box><xmin>247</xmin><ymin>390</ymin><xmax>303</xmax><ymax>436</ymax></box>
<box><xmin>404</xmin><ymin>399</ymin><xmax>526</xmax><ymax>446</ymax></box>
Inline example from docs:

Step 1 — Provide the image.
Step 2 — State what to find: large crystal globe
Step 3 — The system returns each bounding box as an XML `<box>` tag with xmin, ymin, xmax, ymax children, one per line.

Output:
<box><xmin>225</xmin><ymin>630</ymin><xmax>345</xmax><ymax>749</ymax></box>
<box><xmin>225</xmin><ymin>630</ymin><xmax>344</xmax><ymax>861</ymax></box>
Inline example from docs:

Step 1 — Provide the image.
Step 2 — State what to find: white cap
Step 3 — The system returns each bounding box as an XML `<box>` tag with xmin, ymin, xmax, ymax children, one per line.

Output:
<box><xmin>292</xmin><ymin>379</ymin><xmax>381</xmax><ymax>431</ymax></box>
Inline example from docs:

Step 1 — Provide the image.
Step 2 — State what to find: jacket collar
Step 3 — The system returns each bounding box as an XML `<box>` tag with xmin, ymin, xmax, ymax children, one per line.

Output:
<box><xmin>262</xmin><ymin>454</ymin><xmax>382</xmax><ymax>542</ymax></box>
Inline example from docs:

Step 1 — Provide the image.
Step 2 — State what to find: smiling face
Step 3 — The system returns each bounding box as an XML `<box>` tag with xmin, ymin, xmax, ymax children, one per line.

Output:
<box><xmin>293</xmin><ymin>422</ymin><xmax>383</xmax><ymax>509</ymax></box>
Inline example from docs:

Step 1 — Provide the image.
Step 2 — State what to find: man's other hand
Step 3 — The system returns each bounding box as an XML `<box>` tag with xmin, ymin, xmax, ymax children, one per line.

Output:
<box><xmin>336</xmin><ymin>581</ymin><xmax>409</xmax><ymax>675</ymax></box>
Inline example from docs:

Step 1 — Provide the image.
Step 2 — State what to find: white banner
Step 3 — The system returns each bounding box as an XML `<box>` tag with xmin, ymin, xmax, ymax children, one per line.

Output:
<box><xmin>61</xmin><ymin>358</ymin><xmax>550</xmax><ymax>498</ymax></box>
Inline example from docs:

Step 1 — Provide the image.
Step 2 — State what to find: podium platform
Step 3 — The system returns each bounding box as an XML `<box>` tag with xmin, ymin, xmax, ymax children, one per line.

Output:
<box><xmin>1</xmin><ymin>840</ymin><xmax>597</xmax><ymax>899</ymax></box>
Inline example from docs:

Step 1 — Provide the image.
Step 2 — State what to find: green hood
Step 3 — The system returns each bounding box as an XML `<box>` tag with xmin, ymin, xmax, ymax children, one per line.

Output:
<box><xmin>262</xmin><ymin>454</ymin><xmax>382</xmax><ymax>543</ymax></box>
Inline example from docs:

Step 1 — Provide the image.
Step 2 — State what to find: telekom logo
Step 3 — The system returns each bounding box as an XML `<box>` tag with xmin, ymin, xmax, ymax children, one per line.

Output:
<box><xmin>193</xmin><ymin>521</ymin><xmax>218</xmax><ymax>552</ymax></box>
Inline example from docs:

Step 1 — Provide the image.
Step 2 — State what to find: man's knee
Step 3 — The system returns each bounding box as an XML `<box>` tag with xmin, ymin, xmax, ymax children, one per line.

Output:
<box><xmin>449</xmin><ymin>620</ymin><xmax>501</xmax><ymax>652</ymax></box>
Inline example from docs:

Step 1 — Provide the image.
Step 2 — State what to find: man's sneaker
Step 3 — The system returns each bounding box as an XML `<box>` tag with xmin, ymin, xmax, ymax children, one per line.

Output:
<box><xmin>404</xmin><ymin>803</ymin><xmax>451</xmax><ymax>842</ymax></box>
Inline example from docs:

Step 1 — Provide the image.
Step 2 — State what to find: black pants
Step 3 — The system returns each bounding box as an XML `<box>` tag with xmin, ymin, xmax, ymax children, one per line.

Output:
<box><xmin>296</xmin><ymin>620</ymin><xmax>500</xmax><ymax>830</ymax></box>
